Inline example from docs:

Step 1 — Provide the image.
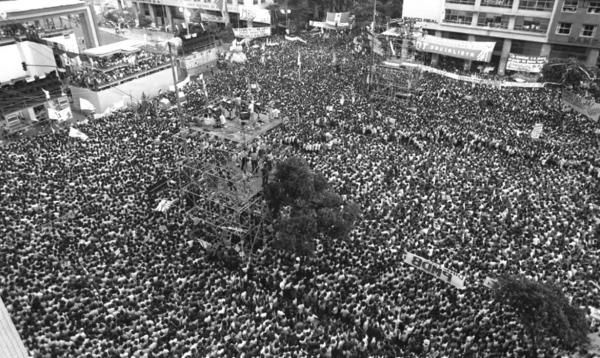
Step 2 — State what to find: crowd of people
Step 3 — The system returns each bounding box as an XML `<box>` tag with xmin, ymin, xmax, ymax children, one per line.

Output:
<box><xmin>1</xmin><ymin>32</ymin><xmax>600</xmax><ymax>358</ymax></box>
<box><xmin>69</xmin><ymin>51</ymin><xmax>170</xmax><ymax>90</ymax></box>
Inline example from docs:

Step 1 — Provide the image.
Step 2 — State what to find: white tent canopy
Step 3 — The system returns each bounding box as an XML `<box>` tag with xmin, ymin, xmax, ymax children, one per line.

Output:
<box><xmin>0</xmin><ymin>297</ymin><xmax>29</xmax><ymax>358</ymax></box>
<box><xmin>83</xmin><ymin>39</ymin><xmax>144</xmax><ymax>58</ymax></box>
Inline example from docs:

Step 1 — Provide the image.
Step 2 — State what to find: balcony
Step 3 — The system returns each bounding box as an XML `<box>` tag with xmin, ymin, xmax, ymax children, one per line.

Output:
<box><xmin>443</xmin><ymin>17</ymin><xmax>474</xmax><ymax>25</ymax></box>
<box><xmin>513</xmin><ymin>24</ymin><xmax>547</xmax><ymax>33</ymax></box>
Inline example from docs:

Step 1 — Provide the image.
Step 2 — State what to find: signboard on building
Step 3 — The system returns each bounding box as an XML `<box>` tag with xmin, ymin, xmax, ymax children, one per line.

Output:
<box><xmin>232</xmin><ymin>27</ymin><xmax>272</xmax><ymax>39</ymax></box>
<box><xmin>415</xmin><ymin>35</ymin><xmax>495</xmax><ymax>62</ymax></box>
<box><xmin>562</xmin><ymin>90</ymin><xmax>600</xmax><ymax>121</ymax></box>
<box><xmin>506</xmin><ymin>54</ymin><xmax>547</xmax><ymax>73</ymax></box>
<box><xmin>403</xmin><ymin>252</ymin><xmax>466</xmax><ymax>289</ymax></box>
<box><xmin>239</xmin><ymin>6</ymin><xmax>271</xmax><ymax>24</ymax></box>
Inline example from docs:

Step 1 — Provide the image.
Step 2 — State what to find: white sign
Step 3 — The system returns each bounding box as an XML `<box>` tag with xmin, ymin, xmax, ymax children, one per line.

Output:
<box><xmin>530</xmin><ymin>123</ymin><xmax>543</xmax><ymax>139</ymax></box>
<box><xmin>232</xmin><ymin>27</ymin><xmax>271</xmax><ymax>39</ymax></box>
<box><xmin>506</xmin><ymin>54</ymin><xmax>547</xmax><ymax>73</ymax></box>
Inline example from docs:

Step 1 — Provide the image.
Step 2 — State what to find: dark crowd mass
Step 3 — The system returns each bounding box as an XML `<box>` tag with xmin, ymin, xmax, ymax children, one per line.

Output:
<box><xmin>1</xmin><ymin>32</ymin><xmax>600</xmax><ymax>358</ymax></box>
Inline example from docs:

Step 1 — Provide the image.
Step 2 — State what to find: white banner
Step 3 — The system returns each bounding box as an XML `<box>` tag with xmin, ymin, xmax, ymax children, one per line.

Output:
<box><xmin>416</xmin><ymin>35</ymin><xmax>495</xmax><ymax>62</ymax></box>
<box><xmin>238</xmin><ymin>6</ymin><xmax>271</xmax><ymax>24</ymax></box>
<box><xmin>506</xmin><ymin>54</ymin><xmax>547</xmax><ymax>73</ymax></box>
<box><xmin>232</xmin><ymin>27</ymin><xmax>271</xmax><ymax>39</ymax></box>
<box><xmin>69</xmin><ymin>127</ymin><xmax>89</xmax><ymax>141</ymax></box>
<box><xmin>403</xmin><ymin>252</ymin><xmax>466</xmax><ymax>289</ymax></box>
<box><xmin>285</xmin><ymin>35</ymin><xmax>307</xmax><ymax>44</ymax></box>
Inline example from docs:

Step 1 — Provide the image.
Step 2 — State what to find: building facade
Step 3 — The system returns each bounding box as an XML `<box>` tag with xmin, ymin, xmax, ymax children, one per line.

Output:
<box><xmin>417</xmin><ymin>0</ymin><xmax>600</xmax><ymax>74</ymax></box>
<box><xmin>131</xmin><ymin>0</ymin><xmax>274</xmax><ymax>31</ymax></box>
<box><xmin>0</xmin><ymin>0</ymin><xmax>100</xmax><ymax>51</ymax></box>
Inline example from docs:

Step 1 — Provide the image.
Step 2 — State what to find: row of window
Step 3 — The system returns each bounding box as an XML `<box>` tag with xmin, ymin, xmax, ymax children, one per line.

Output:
<box><xmin>562</xmin><ymin>0</ymin><xmax>600</xmax><ymax>13</ymax></box>
<box><xmin>446</xmin><ymin>0</ymin><xmax>600</xmax><ymax>12</ymax></box>
<box><xmin>556</xmin><ymin>23</ymin><xmax>597</xmax><ymax>37</ymax></box>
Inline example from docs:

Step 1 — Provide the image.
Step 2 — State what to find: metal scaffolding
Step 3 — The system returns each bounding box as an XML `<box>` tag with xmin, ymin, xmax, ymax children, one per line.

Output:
<box><xmin>371</xmin><ymin>64</ymin><xmax>422</xmax><ymax>104</ymax></box>
<box><xmin>179</xmin><ymin>137</ymin><xmax>266</xmax><ymax>253</ymax></box>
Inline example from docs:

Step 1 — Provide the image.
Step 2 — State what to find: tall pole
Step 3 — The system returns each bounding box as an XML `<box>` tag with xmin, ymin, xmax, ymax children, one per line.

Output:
<box><xmin>168</xmin><ymin>42</ymin><xmax>182</xmax><ymax>121</ymax></box>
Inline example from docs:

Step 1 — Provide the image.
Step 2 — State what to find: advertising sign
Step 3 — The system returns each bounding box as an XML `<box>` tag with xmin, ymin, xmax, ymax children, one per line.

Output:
<box><xmin>506</xmin><ymin>54</ymin><xmax>547</xmax><ymax>73</ymax></box>
<box><xmin>232</xmin><ymin>27</ymin><xmax>272</xmax><ymax>39</ymax></box>
<box><xmin>416</xmin><ymin>35</ymin><xmax>495</xmax><ymax>62</ymax></box>
<box><xmin>403</xmin><ymin>252</ymin><xmax>466</xmax><ymax>289</ymax></box>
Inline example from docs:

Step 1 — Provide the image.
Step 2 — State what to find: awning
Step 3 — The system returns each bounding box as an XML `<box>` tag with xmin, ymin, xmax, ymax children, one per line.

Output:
<box><xmin>83</xmin><ymin>39</ymin><xmax>144</xmax><ymax>58</ymax></box>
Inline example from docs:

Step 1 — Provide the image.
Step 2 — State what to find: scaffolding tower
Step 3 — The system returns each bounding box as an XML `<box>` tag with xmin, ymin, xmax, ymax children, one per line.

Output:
<box><xmin>179</xmin><ymin>135</ymin><xmax>266</xmax><ymax>254</ymax></box>
<box><xmin>371</xmin><ymin>64</ymin><xmax>422</xmax><ymax>105</ymax></box>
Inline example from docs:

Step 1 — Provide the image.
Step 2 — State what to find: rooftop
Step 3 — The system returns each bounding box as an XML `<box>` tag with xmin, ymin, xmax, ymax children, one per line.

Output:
<box><xmin>0</xmin><ymin>0</ymin><xmax>85</xmax><ymax>16</ymax></box>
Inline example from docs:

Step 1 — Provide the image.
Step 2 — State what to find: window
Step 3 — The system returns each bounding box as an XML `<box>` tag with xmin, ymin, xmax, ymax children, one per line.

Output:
<box><xmin>238</xmin><ymin>0</ymin><xmax>244</xmax><ymax>4</ymax></box>
<box><xmin>443</xmin><ymin>10</ymin><xmax>474</xmax><ymax>25</ymax></box>
<box><xmin>477</xmin><ymin>13</ymin><xmax>509</xmax><ymax>28</ymax></box>
<box><xmin>588</xmin><ymin>0</ymin><xmax>600</xmax><ymax>13</ymax></box>
<box><xmin>446</xmin><ymin>0</ymin><xmax>476</xmax><ymax>4</ymax></box>
<box><xmin>518</xmin><ymin>0</ymin><xmax>555</xmax><ymax>10</ymax></box>
<box><xmin>562</xmin><ymin>0</ymin><xmax>578</xmax><ymax>11</ymax></box>
<box><xmin>253</xmin><ymin>0</ymin><xmax>258</xmax><ymax>4</ymax></box>
<box><xmin>556</xmin><ymin>22</ymin><xmax>571</xmax><ymax>34</ymax></box>
<box><xmin>513</xmin><ymin>17</ymin><xmax>549</xmax><ymax>32</ymax></box>
<box><xmin>581</xmin><ymin>24</ymin><xmax>597</xmax><ymax>36</ymax></box>
<box><xmin>481</xmin><ymin>0</ymin><xmax>513</xmax><ymax>7</ymax></box>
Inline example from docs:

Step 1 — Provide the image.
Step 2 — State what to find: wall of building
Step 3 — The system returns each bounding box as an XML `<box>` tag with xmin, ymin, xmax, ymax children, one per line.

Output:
<box><xmin>70</xmin><ymin>67</ymin><xmax>174</xmax><ymax>113</ymax></box>
<box><xmin>403</xmin><ymin>0</ymin><xmax>445</xmax><ymax>22</ymax></box>
<box><xmin>547</xmin><ymin>0</ymin><xmax>600</xmax><ymax>48</ymax></box>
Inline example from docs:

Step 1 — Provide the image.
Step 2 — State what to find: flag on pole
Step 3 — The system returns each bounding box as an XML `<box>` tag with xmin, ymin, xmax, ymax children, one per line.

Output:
<box><xmin>69</xmin><ymin>127</ymin><xmax>89</xmax><ymax>141</ymax></box>
<box><xmin>42</xmin><ymin>88</ymin><xmax>50</xmax><ymax>100</ymax></box>
<box><xmin>80</xmin><ymin>98</ymin><xmax>95</xmax><ymax>112</ymax></box>
<box><xmin>48</xmin><ymin>108</ymin><xmax>61</xmax><ymax>120</ymax></box>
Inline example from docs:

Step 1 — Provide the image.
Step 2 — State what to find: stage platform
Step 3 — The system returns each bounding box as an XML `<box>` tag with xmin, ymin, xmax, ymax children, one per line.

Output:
<box><xmin>189</xmin><ymin>114</ymin><xmax>283</xmax><ymax>144</ymax></box>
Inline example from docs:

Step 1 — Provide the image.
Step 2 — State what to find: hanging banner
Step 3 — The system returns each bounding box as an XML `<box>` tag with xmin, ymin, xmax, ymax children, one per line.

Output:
<box><xmin>285</xmin><ymin>35</ymin><xmax>307</xmax><ymax>44</ymax></box>
<box><xmin>200</xmin><ymin>12</ymin><xmax>225</xmax><ymax>23</ymax></box>
<box><xmin>232</xmin><ymin>27</ymin><xmax>272</xmax><ymax>39</ymax></box>
<box><xmin>562</xmin><ymin>90</ymin><xmax>600</xmax><ymax>121</ymax></box>
<box><xmin>506</xmin><ymin>54</ymin><xmax>547</xmax><ymax>73</ymax></box>
<box><xmin>239</xmin><ymin>6</ymin><xmax>271</xmax><ymax>24</ymax></box>
<box><xmin>403</xmin><ymin>252</ymin><xmax>466</xmax><ymax>289</ymax></box>
<box><xmin>325</xmin><ymin>12</ymin><xmax>351</xmax><ymax>28</ymax></box>
<box><xmin>416</xmin><ymin>35</ymin><xmax>495</xmax><ymax>62</ymax></box>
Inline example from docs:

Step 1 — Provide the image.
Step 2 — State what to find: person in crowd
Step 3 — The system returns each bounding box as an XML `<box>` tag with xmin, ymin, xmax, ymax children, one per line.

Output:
<box><xmin>1</xmin><ymin>32</ymin><xmax>599</xmax><ymax>358</ymax></box>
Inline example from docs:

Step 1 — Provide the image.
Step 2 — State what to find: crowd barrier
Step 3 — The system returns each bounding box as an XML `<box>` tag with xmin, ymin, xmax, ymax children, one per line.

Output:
<box><xmin>382</xmin><ymin>61</ymin><xmax>545</xmax><ymax>89</ymax></box>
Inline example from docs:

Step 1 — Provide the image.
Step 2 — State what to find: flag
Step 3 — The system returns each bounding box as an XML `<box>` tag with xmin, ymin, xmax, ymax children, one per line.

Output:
<box><xmin>297</xmin><ymin>49</ymin><xmax>301</xmax><ymax>68</ymax></box>
<box><xmin>154</xmin><ymin>199</ymin><xmax>176</xmax><ymax>212</ymax></box>
<box><xmin>333</xmin><ymin>52</ymin><xmax>338</xmax><ymax>65</ymax></box>
<box><xmin>389</xmin><ymin>40</ymin><xmax>396</xmax><ymax>56</ymax></box>
<box><xmin>530</xmin><ymin>123</ymin><xmax>543</xmax><ymax>139</ymax></box>
<box><xmin>80</xmin><ymin>98</ymin><xmax>95</xmax><ymax>112</ymax></box>
<box><xmin>69</xmin><ymin>127</ymin><xmax>89</xmax><ymax>141</ymax></box>
<box><xmin>340</xmin><ymin>94</ymin><xmax>344</xmax><ymax>105</ymax></box>
<box><xmin>42</xmin><ymin>88</ymin><xmax>50</xmax><ymax>99</ymax></box>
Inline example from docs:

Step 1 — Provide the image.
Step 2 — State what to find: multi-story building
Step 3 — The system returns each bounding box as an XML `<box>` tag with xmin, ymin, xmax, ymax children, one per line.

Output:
<box><xmin>413</xmin><ymin>0</ymin><xmax>600</xmax><ymax>74</ymax></box>
<box><xmin>0</xmin><ymin>0</ymin><xmax>100</xmax><ymax>51</ymax></box>
<box><xmin>130</xmin><ymin>0</ymin><xmax>274</xmax><ymax>31</ymax></box>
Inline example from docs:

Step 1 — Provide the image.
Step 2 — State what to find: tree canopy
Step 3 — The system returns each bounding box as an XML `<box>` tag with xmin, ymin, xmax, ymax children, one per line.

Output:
<box><xmin>264</xmin><ymin>157</ymin><xmax>360</xmax><ymax>257</ymax></box>
<box><xmin>493</xmin><ymin>275</ymin><xmax>589</xmax><ymax>356</ymax></box>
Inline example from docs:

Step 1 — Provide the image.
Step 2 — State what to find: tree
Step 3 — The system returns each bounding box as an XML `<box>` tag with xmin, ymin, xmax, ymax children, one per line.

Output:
<box><xmin>492</xmin><ymin>276</ymin><xmax>589</xmax><ymax>357</ymax></box>
<box><xmin>541</xmin><ymin>59</ymin><xmax>597</xmax><ymax>89</ymax></box>
<box><xmin>264</xmin><ymin>157</ymin><xmax>360</xmax><ymax>258</ymax></box>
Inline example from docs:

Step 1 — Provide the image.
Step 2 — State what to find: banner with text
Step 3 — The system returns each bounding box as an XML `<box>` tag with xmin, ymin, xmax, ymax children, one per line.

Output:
<box><xmin>562</xmin><ymin>90</ymin><xmax>600</xmax><ymax>121</ymax></box>
<box><xmin>325</xmin><ymin>12</ymin><xmax>351</xmax><ymax>28</ymax></box>
<box><xmin>200</xmin><ymin>11</ymin><xmax>225</xmax><ymax>23</ymax></box>
<box><xmin>403</xmin><ymin>252</ymin><xmax>466</xmax><ymax>289</ymax></box>
<box><xmin>506</xmin><ymin>54</ymin><xmax>547</xmax><ymax>73</ymax></box>
<box><xmin>416</xmin><ymin>35</ymin><xmax>495</xmax><ymax>62</ymax></box>
<box><xmin>232</xmin><ymin>27</ymin><xmax>272</xmax><ymax>39</ymax></box>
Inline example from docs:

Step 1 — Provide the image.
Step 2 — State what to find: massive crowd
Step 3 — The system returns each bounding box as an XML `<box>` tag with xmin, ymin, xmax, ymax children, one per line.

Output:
<box><xmin>69</xmin><ymin>51</ymin><xmax>170</xmax><ymax>90</ymax></box>
<box><xmin>1</xmin><ymin>32</ymin><xmax>600</xmax><ymax>358</ymax></box>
